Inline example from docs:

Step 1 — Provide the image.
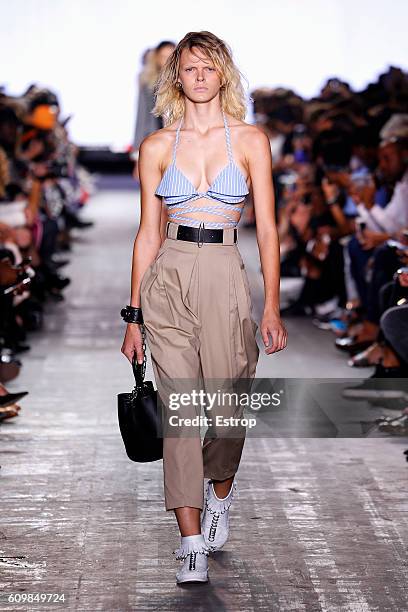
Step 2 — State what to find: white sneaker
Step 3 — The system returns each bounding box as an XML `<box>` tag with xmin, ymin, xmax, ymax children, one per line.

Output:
<box><xmin>201</xmin><ymin>479</ymin><xmax>236</xmax><ymax>551</ymax></box>
<box><xmin>174</xmin><ymin>534</ymin><xmax>209</xmax><ymax>584</ymax></box>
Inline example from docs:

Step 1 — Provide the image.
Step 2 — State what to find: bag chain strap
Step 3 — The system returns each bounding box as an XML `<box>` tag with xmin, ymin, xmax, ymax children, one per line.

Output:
<box><xmin>141</xmin><ymin>323</ymin><xmax>147</xmax><ymax>382</ymax></box>
<box><xmin>131</xmin><ymin>324</ymin><xmax>147</xmax><ymax>398</ymax></box>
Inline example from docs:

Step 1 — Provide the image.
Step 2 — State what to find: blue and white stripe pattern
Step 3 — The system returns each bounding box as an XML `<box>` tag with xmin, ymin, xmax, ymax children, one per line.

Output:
<box><xmin>155</xmin><ymin>110</ymin><xmax>249</xmax><ymax>229</ymax></box>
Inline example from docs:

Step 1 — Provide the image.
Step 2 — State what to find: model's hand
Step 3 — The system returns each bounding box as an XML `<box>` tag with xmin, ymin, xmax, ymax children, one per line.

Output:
<box><xmin>121</xmin><ymin>323</ymin><xmax>144</xmax><ymax>364</ymax></box>
<box><xmin>260</xmin><ymin>312</ymin><xmax>288</xmax><ymax>354</ymax></box>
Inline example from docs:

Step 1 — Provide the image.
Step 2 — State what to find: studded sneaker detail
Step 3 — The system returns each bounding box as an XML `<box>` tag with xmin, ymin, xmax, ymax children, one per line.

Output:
<box><xmin>174</xmin><ymin>534</ymin><xmax>210</xmax><ymax>584</ymax></box>
<box><xmin>201</xmin><ymin>479</ymin><xmax>236</xmax><ymax>551</ymax></box>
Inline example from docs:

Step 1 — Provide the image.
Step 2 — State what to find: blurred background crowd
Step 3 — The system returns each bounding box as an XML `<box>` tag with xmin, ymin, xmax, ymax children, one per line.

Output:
<box><xmin>0</xmin><ymin>85</ymin><xmax>95</xmax><ymax>421</ymax></box>
<box><xmin>247</xmin><ymin>70</ymin><xmax>408</xmax><ymax>434</ymax></box>
<box><xmin>248</xmin><ymin>68</ymin><xmax>408</xmax><ymax>373</ymax></box>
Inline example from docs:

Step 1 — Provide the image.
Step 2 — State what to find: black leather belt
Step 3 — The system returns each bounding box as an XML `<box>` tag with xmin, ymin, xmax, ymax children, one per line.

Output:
<box><xmin>168</xmin><ymin>222</ymin><xmax>237</xmax><ymax>246</ymax></box>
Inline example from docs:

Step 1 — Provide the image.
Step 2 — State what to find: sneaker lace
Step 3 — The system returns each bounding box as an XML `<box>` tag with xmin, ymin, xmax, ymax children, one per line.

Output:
<box><xmin>208</xmin><ymin>513</ymin><xmax>220</xmax><ymax>542</ymax></box>
<box><xmin>189</xmin><ymin>552</ymin><xmax>197</xmax><ymax>571</ymax></box>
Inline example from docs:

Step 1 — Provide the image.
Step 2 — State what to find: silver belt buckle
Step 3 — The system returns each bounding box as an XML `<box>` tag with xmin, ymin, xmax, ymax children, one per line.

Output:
<box><xmin>197</xmin><ymin>222</ymin><xmax>205</xmax><ymax>248</ymax></box>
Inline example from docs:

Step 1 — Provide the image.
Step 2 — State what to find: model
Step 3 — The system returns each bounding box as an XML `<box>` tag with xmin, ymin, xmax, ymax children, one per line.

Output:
<box><xmin>131</xmin><ymin>40</ymin><xmax>175</xmax><ymax>180</ymax></box>
<box><xmin>121</xmin><ymin>30</ymin><xmax>287</xmax><ymax>585</ymax></box>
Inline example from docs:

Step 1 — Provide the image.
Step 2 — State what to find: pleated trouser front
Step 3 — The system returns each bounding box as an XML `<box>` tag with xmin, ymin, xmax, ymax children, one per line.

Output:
<box><xmin>140</xmin><ymin>222</ymin><xmax>260</xmax><ymax>510</ymax></box>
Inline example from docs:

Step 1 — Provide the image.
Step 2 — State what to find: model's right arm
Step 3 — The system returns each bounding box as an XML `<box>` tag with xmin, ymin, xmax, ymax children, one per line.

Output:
<box><xmin>129</xmin><ymin>134</ymin><xmax>164</xmax><ymax>308</ymax></box>
<box><xmin>121</xmin><ymin>133</ymin><xmax>164</xmax><ymax>364</ymax></box>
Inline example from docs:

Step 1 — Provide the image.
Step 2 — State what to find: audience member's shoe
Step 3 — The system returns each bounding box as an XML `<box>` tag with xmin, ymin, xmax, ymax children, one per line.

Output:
<box><xmin>174</xmin><ymin>534</ymin><xmax>209</xmax><ymax>584</ymax></box>
<box><xmin>314</xmin><ymin>298</ymin><xmax>340</xmax><ymax>317</ymax></box>
<box><xmin>378</xmin><ymin>414</ymin><xmax>408</xmax><ymax>435</ymax></box>
<box><xmin>312</xmin><ymin>311</ymin><xmax>336</xmax><ymax>330</ymax></box>
<box><xmin>348</xmin><ymin>342</ymin><xmax>380</xmax><ymax>367</ymax></box>
<box><xmin>65</xmin><ymin>211</ymin><xmax>94</xmax><ymax>229</ymax></box>
<box><xmin>201</xmin><ymin>479</ymin><xmax>236</xmax><ymax>551</ymax></box>
<box><xmin>10</xmin><ymin>343</ymin><xmax>31</xmax><ymax>354</ymax></box>
<box><xmin>58</xmin><ymin>240</ymin><xmax>72</xmax><ymax>252</ymax></box>
<box><xmin>51</xmin><ymin>258</ymin><xmax>70</xmax><ymax>269</ymax></box>
<box><xmin>312</xmin><ymin>311</ymin><xmax>347</xmax><ymax>331</ymax></box>
<box><xmin>0</xmin><ymin>405</ymin><xmax>19</xmax><ymax>421</ymax></box>
<box><xmin>335</xmin><ymin>336</ymin><xmax>373</xmax><ymax>355</ymax></box>
<box><xmin>0</xmin><ymin>351</ymin><xmax>22</xmax><ymax>383</ymax></box>
<box><xmin>371</xmin><ymin>363</ymin><xmax>408</xmax><ymax>378</ymax></box>
<box><xmin>48</xmin><ymin>275</ymin><xmax>71</xmax><ymax>291</ymax></box>
<box><xmin>46</xmin><ymin>288</ymin><xmax>65</xmax><ymax>302</ymax></box>
<box><xmin>44</xmin><ymin>275</ymin><xmax>70</xmax><ymax>301</ymax></box>
<box><xmin>0</xmin><ymin>391</ymin><xmax>28</xmax><ymax>408</ymax></box>
<box><xmin>70</xmin><ymin>217</ymin><xmax>95</xmax><ymax>229</ymax></box>
<box><xmin>280</xmin><ymin>301</ymin><xmax>313</xmax><ymax>316</ymax></box>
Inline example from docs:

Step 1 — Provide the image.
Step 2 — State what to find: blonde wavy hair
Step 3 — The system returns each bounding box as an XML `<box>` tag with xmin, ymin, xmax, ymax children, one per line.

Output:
<box><xmin>152</xmin><ymin>31</ymin><xmax>248</xmax><ymax>126</ymax></box>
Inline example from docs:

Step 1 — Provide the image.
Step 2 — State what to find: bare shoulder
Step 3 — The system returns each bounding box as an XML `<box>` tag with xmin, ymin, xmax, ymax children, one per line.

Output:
<box><xmin>242</xmin><ymin>122</ymin><xmax>270</xmax><ymax>150</ymax></box>
<box><xmin>226</xmin><ymin>114</ymin><xmax>270</xmax><ymax>152</ymax></box>
<box><xmin>139</xmin><ymin>122</ymin><xmax>179</xmax><ymax>161</ymax></box>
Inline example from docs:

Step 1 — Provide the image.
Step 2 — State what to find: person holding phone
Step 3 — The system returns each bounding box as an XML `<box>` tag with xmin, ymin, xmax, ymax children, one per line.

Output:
<box><xmin>351</xmin><ymin>132</ymin><xmax>408</xmax><ymax>248</ymax></box>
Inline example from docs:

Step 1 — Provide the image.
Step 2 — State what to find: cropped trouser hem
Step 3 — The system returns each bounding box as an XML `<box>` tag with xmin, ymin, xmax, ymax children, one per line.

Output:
<box><xmin>165</xmin><ymin>471</ymin><xmax>239</xmax><ymax>512</ymax></box>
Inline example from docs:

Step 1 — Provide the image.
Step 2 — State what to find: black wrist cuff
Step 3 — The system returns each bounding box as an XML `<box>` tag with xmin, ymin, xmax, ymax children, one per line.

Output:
<box><xmin>121</xmin><ymin>305</ymin><xmax>144</xmax><ymax>324</ymax></box>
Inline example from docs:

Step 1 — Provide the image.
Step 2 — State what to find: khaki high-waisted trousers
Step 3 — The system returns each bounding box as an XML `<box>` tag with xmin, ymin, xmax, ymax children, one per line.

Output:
<box><xmin>140</xmin><ymin>221</ymin><xmax>260</xmax><ymax>510</ymax></box>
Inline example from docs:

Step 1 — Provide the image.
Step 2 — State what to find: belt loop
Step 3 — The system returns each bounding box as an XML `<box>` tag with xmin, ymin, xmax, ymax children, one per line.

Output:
<box><xmin>165</xmin><ymin>221</ymin><xmax>169</xmax><ymax>238</ymax></box>
<box><xmin>198</xmin><ymin>222</ymin><xmax>204</xmax><ymax>248</ymax></box>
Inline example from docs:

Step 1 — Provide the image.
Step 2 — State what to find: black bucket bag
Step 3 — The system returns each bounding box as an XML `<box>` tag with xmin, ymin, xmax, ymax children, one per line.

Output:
<box><xmin>117</xmin><ymin>326</ymin><xmax>163</xmax><ymax>462</ymax></box>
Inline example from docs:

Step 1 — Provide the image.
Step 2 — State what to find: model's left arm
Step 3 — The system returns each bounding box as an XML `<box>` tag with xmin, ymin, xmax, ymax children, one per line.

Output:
<box><xmin>247</xmin><ymin>127</ymin><xmax>287</xmax><ymax>355</ymax></box>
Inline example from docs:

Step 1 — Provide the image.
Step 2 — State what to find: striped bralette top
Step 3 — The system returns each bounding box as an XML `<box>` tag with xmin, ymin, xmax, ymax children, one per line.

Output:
<box><xmin>154</xmin><ymin>110</ymin><xmax>249</xmax><ymax>229</ymax></box>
